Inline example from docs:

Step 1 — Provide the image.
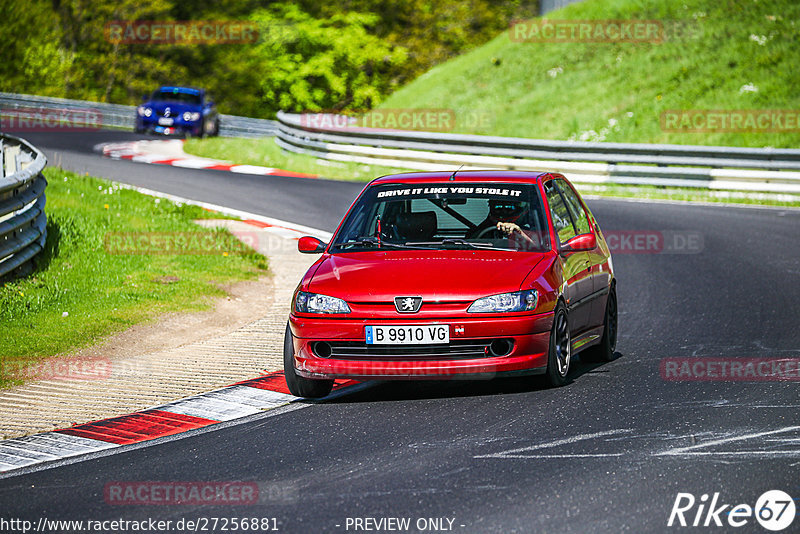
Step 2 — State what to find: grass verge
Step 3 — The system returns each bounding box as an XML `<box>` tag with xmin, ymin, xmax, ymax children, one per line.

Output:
<box><xmin>0</xmin><ymin>168</ymin><xmax>268</xmax><ymax>388</ymax></box>
<box><xmin>579</xmin><ymin>184</ymin><xmax>800</xmax><ymax>208</ymax></box>
<box><xmin>379</xmin><ymin>0</ymin><xmax>800</xmax><ymax>148</ymax></box>
<box><xmin>184</xmin><ymin>136</ymin><xmax>408</xmax><ymax>182</ymax></box>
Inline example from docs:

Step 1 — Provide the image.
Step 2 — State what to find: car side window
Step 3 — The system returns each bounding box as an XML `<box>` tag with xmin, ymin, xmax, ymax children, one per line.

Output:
<box><xmin>556</xmin><ymin>180</ymin><xmax>591</xmax><ymax>235</ymax></box>
<box><xmin>544</xmin><ymin>180</ymin><xmax>576</xmax><ymax>244</ymax></box>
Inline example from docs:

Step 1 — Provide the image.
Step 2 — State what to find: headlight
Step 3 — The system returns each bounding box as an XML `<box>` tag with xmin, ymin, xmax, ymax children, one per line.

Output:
<box><xmin>143</xmin><ymin>107</ymin><xmax>152</xmax><ymax>117</ymax></box>
<box><xmin>183</xmin><ymin>111</ymin><xmax>201</xmax><ymax>122</ymax></box>
<box><xmin>293</xmin><ymin>291</ymin><xmax>351</xmax><ymax>314</ymax></box>
<box><xmin>467</xmin><ymin>290</ymin><xmax>538</xmax><ymax>313</ymax></box>
<box><xmin>137</xmin><ymin>106</ymin><xmax>145</xmax><ymax>117</ymax></box>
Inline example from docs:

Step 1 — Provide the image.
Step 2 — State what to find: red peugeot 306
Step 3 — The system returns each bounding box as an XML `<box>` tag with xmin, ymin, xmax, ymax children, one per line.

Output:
<box><xmin>285</xmin><ymin>171</ymin><xmax>617</xmax><ymax>398</ymax></box>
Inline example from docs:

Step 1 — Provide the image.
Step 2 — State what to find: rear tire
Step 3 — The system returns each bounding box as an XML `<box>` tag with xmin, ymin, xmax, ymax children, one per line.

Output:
<box><xmin>584</xmin><ymin>286</ymin><xmax>617</xmax><ymax>362</ymax></box>
<box><xmin>544</xmin><ymin>302</ymin><xmax>571</xmax><ymax>387</ymax></box>
<box><xmin>283</xmin><ymin>323</ymin><xmax>333</xmax><ymax>398</ymax></box>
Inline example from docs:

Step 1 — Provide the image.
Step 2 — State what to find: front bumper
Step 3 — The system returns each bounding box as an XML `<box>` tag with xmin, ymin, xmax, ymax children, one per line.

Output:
<box><xmin>136</xmin><ymin>118</ymin><xmax>202</xmax><ymax>136</ymax></box>
<box><xmin>289</xmin><ymin>312</ymin><xmax>553</xmax><ymax>380</ymax></box>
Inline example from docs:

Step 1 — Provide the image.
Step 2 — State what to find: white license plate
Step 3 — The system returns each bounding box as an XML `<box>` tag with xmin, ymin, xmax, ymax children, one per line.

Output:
<box><xmin>158</xmin><ymin>117</ymin><xmax>174</xmax><ymax>125</ymax></box>
<box><xmin>365</xmin><ymin>325</ymin><xmax>449</xmax><ymax>345</ymax></box>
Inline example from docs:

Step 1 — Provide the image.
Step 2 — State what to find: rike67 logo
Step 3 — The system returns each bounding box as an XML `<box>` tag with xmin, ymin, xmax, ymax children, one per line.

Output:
<box><xmin>668</xmin><ymin>490</ymin><xmax>795</xmax><ymax>531</ymax></box>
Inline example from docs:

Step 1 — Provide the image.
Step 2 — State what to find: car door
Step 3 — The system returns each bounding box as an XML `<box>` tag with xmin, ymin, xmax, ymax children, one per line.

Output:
<box><xmin>543</xmin><ymin>179</ymin><xmax>592</xmax><ymax>335</ymax></box>
<box><xmin>555</xmin><ymin>179</ymin><xmax>608</xmax><ymax>331</ymax></box>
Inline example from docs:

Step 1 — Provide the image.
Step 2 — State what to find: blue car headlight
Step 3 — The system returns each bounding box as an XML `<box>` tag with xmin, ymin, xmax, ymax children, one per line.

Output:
<box><xmin>182</xmin><ymin>111</ymin><xmax>201</xmax><ymax>122</ymax></box>
<box><xmin>139</xmin><ymin>107</ymin><xmax>152</xmax><ymax>117</ymax></box>
<box><xmin>467</xmin><ymin>290</ymin><xmax>538</xmax><ymax>313</ymax></box>
<box><xmin>293</xmin><ymin>291</ymin><xmax>351</xmax><ymax>314</ymax></box>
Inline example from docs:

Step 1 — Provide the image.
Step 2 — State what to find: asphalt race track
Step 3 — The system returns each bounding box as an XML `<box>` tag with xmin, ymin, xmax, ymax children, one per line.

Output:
<box><xmin>1</xmin><ymin>130</ymin><xmax>799</xmax><ymax>533</ymax></box>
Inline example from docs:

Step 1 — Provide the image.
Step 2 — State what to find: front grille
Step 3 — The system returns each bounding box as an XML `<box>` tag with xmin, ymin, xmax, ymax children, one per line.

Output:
<box><xmin>322</xmin><ymin>340</ymin><xmax>498</xmax><ymax>360</ymax></box>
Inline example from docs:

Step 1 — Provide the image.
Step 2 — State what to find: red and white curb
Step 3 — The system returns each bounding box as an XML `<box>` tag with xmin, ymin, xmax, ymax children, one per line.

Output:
<box><xmin>0</xmin><ymin>179</ymin><xmax>343</xmax><ymax>476</ymax></box>
<box><xmin>0</xmin><ymin>372</ymin><xmax>357</xmax><ymax>475</ymax></box>
<box><xmin>239</xmin><ymin>218</ymin><xmax>316</xmax><ymax>241</ymax></box>
<box><xmin>97</xmin><ymin>140</ymin><xmax>318</xmax><ymax>179</ymax></box>
<box><xmin>108</xmin><ymin>182</ymin><xmax>333</xmax><ymax>242</ymax></box>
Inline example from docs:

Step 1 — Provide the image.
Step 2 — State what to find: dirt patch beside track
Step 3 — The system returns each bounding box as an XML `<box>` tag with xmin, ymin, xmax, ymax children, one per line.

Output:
<box><xmin>0</xmin><ymin>220</ymin><xmax>316</xmax><ymax>439</ymax></box>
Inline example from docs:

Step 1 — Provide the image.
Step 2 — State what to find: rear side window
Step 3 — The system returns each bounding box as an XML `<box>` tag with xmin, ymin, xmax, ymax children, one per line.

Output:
<box><xmin>544</xmin><ymin>180</ymin><xmax>576</xmax><ymax>243</ymax></box>
<box><xmin>556</xmin><ymin>180</ymin><xmax>591</xmax><ymax>235</ymax></box>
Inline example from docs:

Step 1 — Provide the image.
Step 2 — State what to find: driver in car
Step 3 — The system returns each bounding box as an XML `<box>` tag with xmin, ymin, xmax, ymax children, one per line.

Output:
<box><xmin>468</xmin><ymin>199</ymin><xmax>539</xmax><ymax>249</ymax></box>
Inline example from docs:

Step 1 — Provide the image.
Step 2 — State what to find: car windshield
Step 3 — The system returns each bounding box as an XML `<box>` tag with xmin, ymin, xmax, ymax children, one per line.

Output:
<box><xmin>331</xmin><ymin>182</ymin><xmax>550</xmax><ymax>252</ymax></box>
<box><xmin>151</xmin><ymin>89</ymin><xmax>202</xmax><ymax>105</ymax></box>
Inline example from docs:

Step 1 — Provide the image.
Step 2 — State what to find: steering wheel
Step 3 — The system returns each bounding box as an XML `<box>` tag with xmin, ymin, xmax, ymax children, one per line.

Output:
<box><xmin>474</xmin><ymin>225</ymin><xmax>505</xmax><ymax>239</ymax></box>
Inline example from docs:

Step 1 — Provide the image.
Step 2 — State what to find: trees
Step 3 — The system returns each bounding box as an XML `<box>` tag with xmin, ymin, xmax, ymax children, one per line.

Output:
<box><xmin>247</xmin><ymin>4</ymin><xmax>408</xmax><ymax>113</ymax></box>
<box><xmin>0</xmin><ymin>0</ymin><xmax>537</xmax><ymax>117</ymax></box>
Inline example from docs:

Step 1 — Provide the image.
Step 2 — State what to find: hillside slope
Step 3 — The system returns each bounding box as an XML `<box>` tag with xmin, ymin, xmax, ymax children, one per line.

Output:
<box><xmin>378</xmin><ymin>0</ymin><xmax>800</xmax><ymax>147</ymax></box>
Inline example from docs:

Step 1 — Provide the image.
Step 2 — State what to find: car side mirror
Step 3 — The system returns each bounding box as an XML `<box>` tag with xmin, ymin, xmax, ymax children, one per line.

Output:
<box><xmin>298</xmin><ymin>236</ymin><xmax>327</xmax><ymax>254</ymax></box>
<box><xmin>141</xmin><ymin>95</ymin><xmax>149</xmax><ymax>102</ymax></box>
<box><xmin>560</xmin><ymin>233</ymin><xmax>596</xmax><ymax>253</ymax></box>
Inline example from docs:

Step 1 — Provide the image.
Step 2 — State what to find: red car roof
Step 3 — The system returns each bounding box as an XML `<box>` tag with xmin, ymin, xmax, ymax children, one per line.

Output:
<box><xmin>370</xmin><ymin>170</ymin><xmax>551</xmax><ymax>185</ymax></box>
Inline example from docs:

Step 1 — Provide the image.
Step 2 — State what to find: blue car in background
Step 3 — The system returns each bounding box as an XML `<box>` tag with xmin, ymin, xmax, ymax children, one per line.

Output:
<box><xmin>135</xmin><ymin>86</ymin><xmax>219</xmax><ymax>137</ymax></box>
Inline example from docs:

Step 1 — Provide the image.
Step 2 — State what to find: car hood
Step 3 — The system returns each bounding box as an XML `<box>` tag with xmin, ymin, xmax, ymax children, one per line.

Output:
<box><xmin>308</xmin><ymin>250</ymin><xmax>545</xmax><ymax>303</ymax></box>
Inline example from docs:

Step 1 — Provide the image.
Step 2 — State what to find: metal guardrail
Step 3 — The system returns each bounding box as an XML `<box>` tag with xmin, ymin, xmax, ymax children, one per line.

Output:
<box><xmin>0</xmin><ymin>92</ymin><xmax>278</xmax><ymax>138</ymax></box>
<box><xmin>275</xmin><ymin>111</ymin><xmax>800</xmax><ymax>194</ymax></box>
<box><xmin>0</xmin><ymin>134</ymin><xmax>47</xmax><ymax>280</ymax></box>
<box><xmin>540</xmin><ymin>0</ymin><xmax>585</xmax><ymax>15</ymax></box>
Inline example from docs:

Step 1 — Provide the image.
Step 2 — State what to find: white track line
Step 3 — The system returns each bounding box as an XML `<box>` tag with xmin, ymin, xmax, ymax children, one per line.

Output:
<box><xmin>656</xmin><ymin>426</ymin><xmax>800</xmax><ymax>457</ymax></box>
<box><xmin>474</xmin><ymin>429</ymin><xmax>634</xmax><ymax>459</ymax></box>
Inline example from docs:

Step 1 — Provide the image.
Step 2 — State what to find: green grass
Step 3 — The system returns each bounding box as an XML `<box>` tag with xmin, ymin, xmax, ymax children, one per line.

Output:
<box><xmin>0</xmin><ymin>168</ymin><xmax>268</xmax><ymax>388</ymax></box>
<box><xmin>184</xmin><ymin>137</ymin><xmax>408</xmax><ymax>182</ymax></box>
<box><xmin>579</xmin><ymin>184</ymin><xmax>800</xmax><ymax>207</ymax></box>
<box><xmin>379</xmin><ymin>0</ymin><xmax>800</xmax><ymax>148</ymax></box>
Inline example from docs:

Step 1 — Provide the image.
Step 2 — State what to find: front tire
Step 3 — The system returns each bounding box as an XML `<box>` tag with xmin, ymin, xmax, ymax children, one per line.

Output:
<box><xmin>283</xmin><ymin>322</ymin><xmax>333</xmax><ymax>398</ymax></box>
<box><xmin>544</xmin><ymin>302</ymin><xmax>571</xmax><ymax>387</ymax></box>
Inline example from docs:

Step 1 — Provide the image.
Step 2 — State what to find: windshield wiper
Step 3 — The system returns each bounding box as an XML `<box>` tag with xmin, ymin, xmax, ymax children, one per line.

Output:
<box><xmin>331</xmin><ymin>237</ymin><xmax>419</xmax><ymax>250</ymax></box>
<box><xmin>406</xmin><ymin>239</ymin><xmax>516</xmax><ymax>251</ymax></box>
<box><xmin>440</xmin><ymin>238</ymin><xmax>494</xmax><ymax>249</ymax></box>
<box><xmin>339</xmin><ymin>236</ymin><xmax>380</xmax><ymax>248</ymax></box>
